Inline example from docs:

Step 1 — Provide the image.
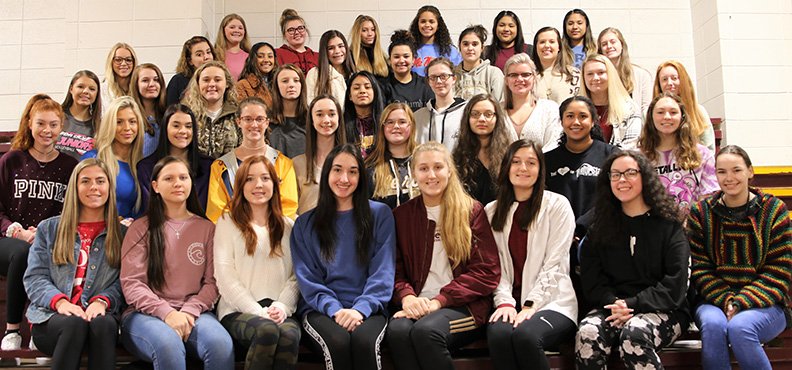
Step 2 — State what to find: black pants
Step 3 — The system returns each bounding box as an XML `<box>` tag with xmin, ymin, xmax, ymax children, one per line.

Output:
<box><xmin>387</xmin><ymin>307</ymin><xmax>483</xmax><ymax>370</ymax></box>
<box><xmin>0</xmin><ymin>238</ymin><xmax>30</xmax><ymax>325</ymax></box>
<box><xmin>487</xmin><ymin>310</ymin><xmax>576</xmax><ymax>370</ymax></box>
<box><xmin>302</xmin><ymin>311</ymin><xmax>387</xmax><ymax>370</ymax></box>
<box><xmin>31</xmin><ymin>313</ymin><xmax>118</xmax><ymax>370</ymax></box>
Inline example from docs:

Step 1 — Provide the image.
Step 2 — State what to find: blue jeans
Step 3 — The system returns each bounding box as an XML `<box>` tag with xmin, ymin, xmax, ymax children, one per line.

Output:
<box><xmin>121</xmin><ymin>311</ymin><xmax>234</xmax><ymax>370</ymax></box>
<box><xmin>695</xmin><ymin>303</ymin><xmax>785</xmax><ymax>370</ymax></box>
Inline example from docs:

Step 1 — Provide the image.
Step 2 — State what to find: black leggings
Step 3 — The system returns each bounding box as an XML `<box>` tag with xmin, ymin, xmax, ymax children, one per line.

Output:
<box><xmin>302</xmin><ymin>311</ymin><xmax>387</xmax><ymax>370</ymax></box>
<box><xmin>387</xmin><ymin>307</ymin><xmax>483</xmax><ymax>370</ymax></box>
<box><xmin>487</xmin><ymin>310</ymin><xmax>577</xmax><ymax>370</ymax></box>
<box><xmin>31</xmin><ymin>313</ymin><xmax>118</xmax><ymax>370</ymax></box>
<box><xmin>0</xmin><ymin>238</ymin><xmax>30</xmax><ymax>325</ymax></box>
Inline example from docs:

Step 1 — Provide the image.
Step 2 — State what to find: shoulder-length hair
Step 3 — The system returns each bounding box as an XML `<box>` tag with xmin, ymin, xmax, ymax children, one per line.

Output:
<box><xmin>484</xmin><ymin>11</ymin><xmax>527</xmax><ymax>65</ymax></box>
<box><xmin>653</xmin><ymin>60</ymin><xmax>708</xmax><ymax>139</ymax></box>
<box><xmin>597</xmin><ymin>27</ymin><xmax>635</xmax><ymax>94</ymax></box>
<box><xmin>349</xmin><ymin>15</ymin><xmax>388</xmax><ymax>77</ymax></box>
<box><xmin>591</xmin><ymin>150</ymin><xmax>681</xmax><ymax>246</ymax></box>
<box><xmin>95</xmin><ymin>96</ymin><xmax>145</xmax><ymax>214</ymax></box>
<box><xmin>62</xmin><ymin>70</ymin><xmax>102</xmax><ymax>134</ymax></box>
<box><xmin>491</xmin><ymin>140</ymin><xmax>546</xmax><ymax>231</ymax></box>
<box><xmin>144</xmin><ymin>156</ymin><xmax>206</xmax><ymax>291</ymax></box>
<box><xmin>175</xmin><ymin>36</ymin><xmax>215</xmax><ymax>77</ymax></box>
<box><xmin>12</xmin><ymin>94</ymin><xmax>65</xmax><ymax>151</ymax></box>
<box><xmin>502</xmin><ymin>53</ymin><xmax>537</xmax><ymax>110</ymax></box>
<box><xmin>270</xmin><ymin>64</ymin><xmax>309</xmax><ymax>126</ymax></box>
<box><xmin>315</xmin><ymin>30</ymin><xmax>356</xmax><ymax>96</ymax></box>
<box><xmin>129</xmin><ymin>63</ymin><xmax>167</xmax><ymax>134</ymax></box>
<box><xmin>560</xmin><ymin>9</ymin><xmax>597</xmax><ymax>65</ymax></box>
<box><xmin>182</xmin><ymin>61</ymin><xmax>238</xmax><ymax>123</ymax></box>
<box><xmin>153</xmin><ymin>104</ymin><xmax>203</xmax><ymax>176</ymax></box>
<box><xmin>239</xmin><ymin>42</ymin><xmax>278</xmax><ymax>86</ymax></box>
<box><xmin>366</xmin><ymin>102</ymin><xmax>417</xmax><ymax>198</ymax></box>
<box><xmin>412</xmin><ymin>142</ymin><xmax>474</xmax><ymax>268</ymax></box>
<box><xmin>557</xmin><ymin>95</ymin><xmax>604</xmax><ymax>145</ymax></box>
<box><xmin>228</xmin><ymin>155</ymin><xmax>286</xmax><ymax>256</ymax></box>
<box><xmin>531</xmin><ymin>26</ymin><xmax>576</xmax><ymax>83</ymax></box>
<box><xmin>313</xmin><ymin>143</ymin><xmax>372</xmax><ymax>265</ymax></box>
<box><xmin>104</xmin><ymin>42</ymin><xmax>138</xmax><ymax>97</ymax></box>
<box><xmin>54</xmin><ymin>158</ymin><xmax>122</xmax><ymax>267</ymax></box>
<box><xmin>579</xmin><ymin>54</ymin><xmax>632</xmax><ymax>126</ymax></box>
<box><xmin>409</xmin><ymin>5</ymin><xmax>453</xmax><ymax>56</ymax></box>
<box><xmin>453</xmin><ymin>94</ymin><xmax>511</xmax><ymax>193</ymax></box>
<box><xmin>639</xmin><ymin>92</ymin><xmax>701</xmax><ymax>170</ymax></box>
<box><xmin>214</xmin><ymin>13</ymin><xmax>252</xmax><ymax>62</ymax></box>
<box><xmin>304</xmin><ymin>95</ymin><xmax>347</xmax><ymax>185</ymax></box>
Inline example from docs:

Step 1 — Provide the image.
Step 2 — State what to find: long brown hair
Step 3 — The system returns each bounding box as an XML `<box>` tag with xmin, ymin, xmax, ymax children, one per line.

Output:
<box><xmin>62</xmin><ymin>70</ymin><xmax>102</xmax><ymax>134</ymax></box>
<box><xmin>229</xmin><ymin>155</ymin><xmax>286</xmax><ymax>257</ymax></box>
<box><xmin>304</xmin><ymin>95</ymin><xmax>347</xmax><ymax>185</ymax></box>
<box><xmin>270</xmin><ymin>64</ymin><xmax>308</xmax><ymax>126</ymax></box>
<box><xmin>639</xmin><ymin>92</ymin><xmax>702</xmax><ymax>170</ymax></box>
<box><xmin>129</xmin><ymin>63</ymin><xmax>167</xmax><ymax>134</ymax></box>
<box><xmin>214</xmin><ymin>13</ymin><xmax>252</xmax><ymax>62</ymax></box>
<box><xmin>12</xmin><ymin>94</ymin><xmax>64</xmax><ymax>150</ymax></box>
<box><xmin>365</xmin><ymin>102</ymin><xmax>418</xmax><ymax>198</ymax></box>
<box><xmin>491</xmin><ymin>140</ymin><xmax>546</xmax><ymax>231</ymax></box>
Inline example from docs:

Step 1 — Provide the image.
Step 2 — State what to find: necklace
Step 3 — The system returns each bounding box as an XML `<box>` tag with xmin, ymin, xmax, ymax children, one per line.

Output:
<box><xmin>166</xmin><ymin>219</ymin><xmax>188</xmax><ymax>239</ymax></box>
<box><xmin>29</xmin><ymin>146</ymin><xmax>56</xmax><ymax>168</ymax></box>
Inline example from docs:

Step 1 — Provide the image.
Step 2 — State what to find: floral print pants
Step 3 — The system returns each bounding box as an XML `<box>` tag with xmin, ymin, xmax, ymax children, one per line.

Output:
<box><xmin>575</xmin><ymin>309</ymin><xmax>683</xmax><ymax>370</ymax></box>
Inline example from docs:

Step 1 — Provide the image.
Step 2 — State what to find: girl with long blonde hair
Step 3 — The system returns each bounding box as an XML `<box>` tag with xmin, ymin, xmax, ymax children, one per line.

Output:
<box><xmin>597</xmin><ymin>27</ymin><xmax>653</xmax><ymax>113</ymax></box>
<box><xmin>101</xmin><ymin>42</ymin><xmax>138</xmax><ymax>108</ymax></box>
<box><xmin>181</xmin><ymin>60</ymin><xmax>239</xmax><ymax>159</ymax></box>
<box><xmin>214</xmin><ymin>13</ymin><xmax>251</xmax><ymax>80</ymax></box>
<box><xmin>349</xmin><ymin>15</ymin><xmax>388</xmax><ymax>77</ymax></box>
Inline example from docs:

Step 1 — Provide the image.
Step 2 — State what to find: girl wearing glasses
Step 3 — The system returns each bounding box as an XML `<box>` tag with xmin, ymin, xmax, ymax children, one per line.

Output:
<box><xmin>579</xmin><ymin>54</ymin><xmax>643</xmax><ymax>150</ymax></box>
<box><xmin>483</xmin><ymin>11</ymin><xmax>533</xmax><ymax>72</ymax></box>
<box><xmin>276</xmin><ymin>9</ymin><xmax>318</xmax><ymax>75</ymax></box>
<box><xmin>306</xmin><ymin>30</ymin><xmax>355</xmax><ymax>106</ymax></box>
<box><xmin>214</xmin><ymin>14</ymin><xmax>251</xmax><ymax>81</ymax></box>
<box><xmin>206</xmin><ymin>97</ymin><xmax>298</xmax><ymax>222</ymax></box>
<box><xmin>414</xmin><ymin>57</ymin><xmax>467</xmax><ymax>152</ymax></box>
<box><xmin>598</xmin><ymin>28</ymin><xmax>653</xmax><ymax>114</ymax></box>
<box><xmin>531</xmin><ymin>27</ymin><xmax>580</xmax><ymax>105</ymax></box>
<box><xmin>639</xmin><ymin>93</ymin><xmax>718</xmax><ymax>215</ymax></box>
<box><xmin>166</xmin><ymin>36</ymin><xmax>215</xmax><ymax>106</ymax></box>
<box><xmin>57</xmin><ymin>70</ymin><xmax>102</xmax><ymax>160</ymax></box>
<box><xmin>452</xmin><ymin>94</ymin><xmax>511</xmax><ymax>205</ymax></box>
<box><xmin>409</xmin><ymin>6</ymin><xmax>462</xmax><ymax>77</ymax></box>
<box><xmin>654</xmin><ymin>60</ymin><xmax>716</xmax><ymax>151</ymax></box>
<box><xmin>101</xmin><ymin>43</ymin><xmax>138</xmax><ymax>110</ymax></box>
<box><xmin>364</xmin><ymin>102</ymin><xmax>420</xmax><ymax>209</ymax></box>
<box><xmin>454</xmin><ymin>25</ymin><xmax>505</xmax><ymax>101</ymax></box>
<box><xmin>503</xmin><ymin>54</ymin><xmax>561</xmax><ymax>151</ymax></box>
<box><xmin>575</xmin><ymin>151</ymin><xmax>689</xmax><ymax>370</ymax></box>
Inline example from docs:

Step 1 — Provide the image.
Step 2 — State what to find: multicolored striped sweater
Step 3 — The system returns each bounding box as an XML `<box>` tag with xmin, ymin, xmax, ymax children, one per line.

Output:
<box><xmin>688</xmin><ymin>188</ymin><xmax>792</xmax><ymax>310</ymax></box>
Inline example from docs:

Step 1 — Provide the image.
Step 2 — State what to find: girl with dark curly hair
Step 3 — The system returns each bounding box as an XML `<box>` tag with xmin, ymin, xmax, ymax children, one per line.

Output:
<box><xmin>575</xmin><ymin>151</ymin><xmax>690</xmax><ymax>370</ymax></box>
<box><xmin>409</xmin><ymin>5</ymin><xmax>461</xmax><ymax>76</ymax></box>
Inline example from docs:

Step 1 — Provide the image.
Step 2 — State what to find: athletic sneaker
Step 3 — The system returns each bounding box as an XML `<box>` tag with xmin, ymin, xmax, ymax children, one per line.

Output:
<box><xmin>0</xmin><ymin>332</ymin><xmax>22</xmax><ymax>366</ymax></box>
<box><xmin>28</xmin><ymin>337</ymin><xmax>51</xmax><ymax>365</ymax></box>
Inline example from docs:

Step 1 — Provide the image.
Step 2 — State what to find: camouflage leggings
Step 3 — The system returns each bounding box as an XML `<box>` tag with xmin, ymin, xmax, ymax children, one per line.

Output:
<box><xmin>575</xmin><ymin>309</ymin><xmax>683</xmax><ymax>370</ymax></box>
<box><xmin>221</xmin><ymin>312</ymin><xmax>301</xmax><ymax>370</ymax></box>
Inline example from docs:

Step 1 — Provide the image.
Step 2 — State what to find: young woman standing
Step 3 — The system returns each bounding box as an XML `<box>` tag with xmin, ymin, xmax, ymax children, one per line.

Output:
<box><xmin>101</xmin><ymin>43</ymin><xmax>138</xmax><ymax>108</ymax></box>
<box><xmin>349</xmin><ymin>15</ymin><xmax>389</xmax><ymax>78</ymax></box>
<box><xmin>129</xmin><ymin>63</ymin><xmax>167</xmax><ymax>157</ymax></box>
<box><xmin>81</xmin><ymin>96</ymin><xmax>145</xmax><ymax>221</ymax></box>
<box><xmin>561</xmin><ymin>9</ymin><xmax>596</xmax><ymax>69</ymax></box>
<box><xmin>206</xmin><ymin>97</ymin><xmax>298</xmax><ymax>221</ymax></box>
<box><xmin>409</xmin><ymin>6</ymin><xmax>462</xmax><ymax>76</ymax></box>
<box><xmin>269</xmin><ymin>65</ymin><xmax>309</xmax><ymax>159</ymax></box>
<box><xmin>291</xmin><ymin>143</ymin><xmax>396</xmax><ymax>370</ymax></box>
<box><xmin>414</xmin><ymin>57</ymin><xmax>467</xmax><ymax>152</ymax></box>
<box><xmin>379</xmin><ymin>30</ymin><xmax>434</xmax><ymax>112</ymax></box>
<box><xmin>502</xmin><ymin>54</ymin><xmax>561</xmax><ymax>151</ymax></box>
<box><xmin>484</xmin><ymin>11</ymin><xmax>533</xmax><ymax>71</ymax></box>
<box><xmin>182</xmin><ymin>61</ymin><xmax>239</xmax><ymax>159</ymax></box>
<box><xmin>343</xmin><ymin>70</ymin><xmax>386</xmax><ymax>158</ymax></box>
<box><xmin>23</xmin><ymin>158</ymin><xmax>123</xmax><ymax>370</ymax></box>
<box><xmin>57</xmin><ymin>70</ymin><xmax>102</xmax><ymax>159</ymax></box>
<box><xmin>531</xmin><ymin>27</ymin><xmax>580</xmax><ymax>104</ymax></box>
<box><xmin>214</xmin><ymin>14</ymin><xmax>251</xmax><ymax>81</ymax></box>
<box><xmin>276</xmin><ymin>9</ymin><xmax>318</xmax><ymax>74</ymax></box>
<box><xmin>486</xmin><ymin>140</ymin><xmax>578</xmax><ymax>370</ymax></box>
<box><xmin>236</xmin><ymin>42</ymin><xmax>278</xmax><ymax>104</ymax></box>
<box><xmin>166</xmin><ymin>36</ymin><xmax>215</xmax><ymax>106</ymax></box>
<box><xmin>365</xmin><ymin>102</ymin><xmax>420</xmax><ymax>209</ymax></box>
<box><xmin>575</xmin><ymin>151</ymin><xmax>689</xmax><ymax>370</ymax></box>
<box><xmin>455</xmin><ymin>25</ymin><xmax>505</xmax><ymax>101</ymax></box>
<box><xmin>453</xmin><ymin>94</ymin><xmax>511</xmax><ymax>205</ymax></box>
<box><xmin>214</xmin><ymin>156</ymin><xmax>301</xmax><ymax>370</ymax></box>
<box><xmin>598</xmin><ymin>27</ymin><xmax>653</xmax><ymax>114</ymax></box>
<box><xmin>579</xmin><ymin>54</ymin><xmax>643</xmax><ymax>150</ymax></box>
<box><xmin>120</xmin><ymin>157</ymin><xmax>233</xmax><ymax>370</ymax></box>
<box><xmin>305</xmin><ymin>30</ymin><xmax>355</xmax><ymax>105</ymax></box>
<box><xmin>292</xmin><ymin>95</ymin><xmax>347</xmax><ymax>215</ymax></box>
<box><xmin>654</xmin><ymin>60</ymin><xmax>716</xmax><ymax>151</ymax></box>
<box><xmin>689</xmin><ymin>145</ymin><xmax>792</xmax><ymax>370</ymax></box>
<box><xmin>388</xmin><ymin>142</ymin><xmax>500</xmax><ymax>370</ymax></box>
<box><xmin>0</xmin><ymin>95</ymin><xmax>78</xmax><ymax>353</ymax></box>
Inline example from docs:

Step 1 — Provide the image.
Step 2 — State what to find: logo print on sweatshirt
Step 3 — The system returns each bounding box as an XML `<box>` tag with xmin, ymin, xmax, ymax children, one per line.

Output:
<box><xmin>187</xmin><ymin>243</ymin><xmax>205</xmax><ymax>266</ymax></box>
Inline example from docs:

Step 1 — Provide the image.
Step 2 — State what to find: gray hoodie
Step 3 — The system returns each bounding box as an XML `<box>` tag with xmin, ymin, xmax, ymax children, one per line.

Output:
<box><xmin>414</xmin><ymin>97</ymin><xmax>468</xmax><ymax>152</ymax></box>
<box><xmin>454</xmin><ymin>59</ymin><xmax>504</xmax><ymax>102</ymax></box>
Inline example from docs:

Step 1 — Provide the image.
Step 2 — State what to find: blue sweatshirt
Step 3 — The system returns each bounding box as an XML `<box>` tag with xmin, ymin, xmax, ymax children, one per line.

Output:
<box><xmin>291</xmin><ymin>200</ymin><xmax>395</xmax><ymax>318</ymax></box>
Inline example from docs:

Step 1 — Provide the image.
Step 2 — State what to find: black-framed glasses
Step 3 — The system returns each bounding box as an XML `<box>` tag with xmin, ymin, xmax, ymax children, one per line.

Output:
<box><xmin>286</xmin><ymin>25</ymin><xmax>306</xmax><ymax>35</ymax></box>
<box><xmin>427</xmin><ymin>73</ymin><xmax>453</xmax><ymax>83</ymax></box>
<box><xmin>609</xmin><ymin>168</ymin><xmax>640</xmax><ymax>182</ymax></box>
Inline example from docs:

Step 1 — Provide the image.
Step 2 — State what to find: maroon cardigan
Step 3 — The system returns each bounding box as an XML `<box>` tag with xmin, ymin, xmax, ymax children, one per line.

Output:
<box><xmin>392</xmin><ymin>196</ymin><xmax>501</xmax><ymax>326</ymax></box>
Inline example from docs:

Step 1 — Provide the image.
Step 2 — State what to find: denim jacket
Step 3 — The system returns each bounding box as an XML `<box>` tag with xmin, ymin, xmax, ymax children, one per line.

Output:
<box><xmin>24</xmin><ymin>216</ymin><xmax>125</xmax><ymax>324</ymax></box>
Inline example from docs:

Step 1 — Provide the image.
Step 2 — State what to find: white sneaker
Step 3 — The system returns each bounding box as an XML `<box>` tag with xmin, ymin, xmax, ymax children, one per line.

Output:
<box><xmin>27</xmin><ymin>337</ymin><xmax>51</xmax><ymax>365</ymax></box>
<box><xmin>0</xmin><ymin>332</ymin><xmax>21</xmax><ymax>351</ymax></box>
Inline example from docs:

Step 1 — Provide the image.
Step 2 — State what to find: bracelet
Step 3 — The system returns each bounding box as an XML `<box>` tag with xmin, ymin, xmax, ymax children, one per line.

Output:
<box><xmin>95</xmin><ymin>298</ymin><xmax>109</xmax><ymax>308</ymax></box>
<box><xmin>5</xmin><ymin>222</ymin><xmax>22</xmax><ymax>238</ymax></box>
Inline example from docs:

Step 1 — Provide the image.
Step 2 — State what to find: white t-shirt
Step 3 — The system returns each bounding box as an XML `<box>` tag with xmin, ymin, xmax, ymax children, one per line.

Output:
<box><xmin>419</xmin><ymin>205</ymin><xmax>454</xmax><ymax>298</ymax></box>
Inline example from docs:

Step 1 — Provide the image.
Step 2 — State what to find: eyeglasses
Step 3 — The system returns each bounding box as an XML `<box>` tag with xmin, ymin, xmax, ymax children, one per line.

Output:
<box><xmin>506</xmin><ymin>72</ymin><xmax>534</xmax><ymax>80</ymax></box>
<box><xmin>427</xmin><ymin>73</ymin><xmax>454</xmax><ymax>83</ymax></box>
<box><xmin>285</xmin><ymin>25</ymin><xmax>306</xmax><ymax>35</ymax></box>
<box><xmin>609</xmin><ymin>168</ymin><xmax>640</xmax><ymax>182</ymax></box>
<box><xmin>470</xmin><ymin>110</ymin><xmax>496</xmax><ymax>120</ymax></box>
<box><xmin>384</xmin><ymin>119</ymin><xmax>409</xmax><ymax>128</ymax></box>
<box><xmin>239</xmin><ymin>116</ymin><xmax>270</xmax><ymax>125</ymax></box>
<box><xmin>113</xmin><ymin>57</ymin><xmax>134</xmax><ymax>65</ymax></box>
